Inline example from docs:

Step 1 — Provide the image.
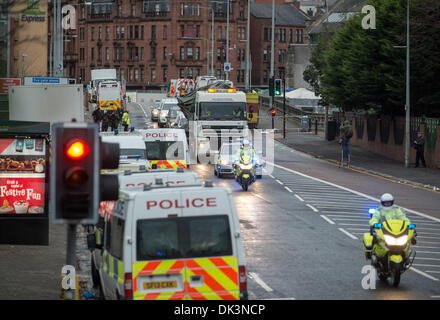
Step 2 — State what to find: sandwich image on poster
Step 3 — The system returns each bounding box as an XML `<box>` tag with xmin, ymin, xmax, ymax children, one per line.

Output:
<box><xmin>0</xmin><ymin>139</ymin><xmax>46</xmax><ymax>215</ymax></box>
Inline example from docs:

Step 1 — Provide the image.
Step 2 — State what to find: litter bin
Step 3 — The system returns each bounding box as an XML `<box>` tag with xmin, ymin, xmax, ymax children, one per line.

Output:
<box><xmin>327</xmin><ymin>120</ymin><xmax>336</xmax><ymax>140</ymax></box>
<box><xmin>301</xmin><ymin>116</ymin><xmax>310</xmax><ymax>132</ymax></box>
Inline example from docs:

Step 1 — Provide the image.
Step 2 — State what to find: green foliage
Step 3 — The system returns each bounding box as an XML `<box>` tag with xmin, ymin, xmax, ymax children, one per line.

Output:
<box><xmin>306</xmin><ymin>0</ymin><xmax>440</xmax><ymax>117</ymax></box>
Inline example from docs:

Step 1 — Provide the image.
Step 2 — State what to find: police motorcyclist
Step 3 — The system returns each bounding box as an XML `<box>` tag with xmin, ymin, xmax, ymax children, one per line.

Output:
<box><xmin>234</xmin><ymin>139</ymin><xmax>256</xmax><ymax>166</ymax></box>
<box><xmin>369</xmin><ymin>193</ymin><xmax>415</xmax><ymax>243</ymax></box>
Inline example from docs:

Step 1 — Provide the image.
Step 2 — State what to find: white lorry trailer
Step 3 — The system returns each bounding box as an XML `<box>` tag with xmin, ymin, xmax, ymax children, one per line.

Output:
<box><xmin>8</xmin><ymin>85</ymin><xmax>85</xmax><ymax>126</ymax></box>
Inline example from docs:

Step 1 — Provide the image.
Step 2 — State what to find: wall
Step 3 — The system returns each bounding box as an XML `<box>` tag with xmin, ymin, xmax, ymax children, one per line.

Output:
<box><xmin>349</xmin><ymin>117</ymin><xmax>440</xmax><ymax>169</ymax></box>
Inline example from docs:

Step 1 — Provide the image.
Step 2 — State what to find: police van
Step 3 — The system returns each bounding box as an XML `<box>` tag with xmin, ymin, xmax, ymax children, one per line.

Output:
<box><xmin>97</xmin><ymin>182</ymin><xmax>248</xmax><ymax>300</ymax></box>
<box><xmin>139</xmin><ymin>128</ymin><xmax>190</xmax><ymax>169</ymax></box>
<box><xmin>91</xmin><ymin>168</ymin><xmax>201</xmax><ymax>287</ymax></box>
<box><xmin>100</xmin><ymin>133</ymin><xmax>150</xmax><ymax>172</ymax></box>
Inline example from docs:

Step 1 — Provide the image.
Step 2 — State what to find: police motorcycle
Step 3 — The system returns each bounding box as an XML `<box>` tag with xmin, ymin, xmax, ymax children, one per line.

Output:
<box><xmin>363</xmin><ymin>208</ymin><xmax>417</xmax><ymax>288</ymax></box>
<box><xmin>233</xmin><ymin>146</ymin><xmax>257</xmax><ymax>191</ymax></box>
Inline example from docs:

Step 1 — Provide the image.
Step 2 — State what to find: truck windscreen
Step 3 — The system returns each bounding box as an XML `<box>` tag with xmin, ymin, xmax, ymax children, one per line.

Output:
<box><xmin>199</xmin><ymin>102</ymin><xmax>246</xmax><ymax>121</ymax></box>
<box><xmin>99</xmin><ymin>87</ymin><xmax>120</xmax><ymax>101</ymax></box>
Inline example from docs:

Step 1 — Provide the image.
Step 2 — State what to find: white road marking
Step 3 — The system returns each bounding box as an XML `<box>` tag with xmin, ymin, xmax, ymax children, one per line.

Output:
<box><xmin>417</xmin><ymin>251</ymin><xmax>440</xmax><ymax>254</ymax></box>
<box><xmin>248</xmin><ymin>272</ymin><xmax>274</xmax><ymax>292</ymax></box>
<box><xmin>263</xmin><ymin>297</ymin><xmax>296</xmax><ymax>300</ymax></box>
<box><xmin>320</xmin><ymin>215</ymin><xmax>335</xmax><ymax>225</ymax></box>
<box><xmin>276</xmin><ymin>179</ymin><xmax>284</xmax><ymax>185</ymax></box>
<box><xmin>306</xmin><ymin>204</ymin><xmax>319</xmax><ymax>212</ymax></box>
<box><xmin>409</xmin><ymin>267</ymin><xmax>439</xmax><ymax>281</ymax></box>
<box><xmin>268</xmin><ymin>174</ymin><xmax>275</xmax><ymax>179</ymax></box>
<box><xmin>295</xmin><ymin>194</ymin><xmax>304</xmax><ymax>202</ymax></box>
<box><xmin>426</xmin><ymin>271</ymin><xmax>440</xmax><ymax>274</ymax></box>
<box><xmin>412</xmin><ymin>264</ymin><xmax>440</xmax><ymax>268</ymax></box>
<box><xmin>414</xmin><ymin>257</ymin><xmax>440</xmax><ymax>261</ymax></box>
<box><xmin>284</xmin><ymin>186</ymin><xmax>293</xmax><ymax>193</ymax></box>
<box><xmin>338</xmin><ymin>228</ymin><xmax>358</xmax><ymax>240</ymax></box>
<box><xmin>431</xmin><ymin>295</ymin><xmax>440</xmax><ymax>298</ymax></box>
<box><xmin>252</xmin><ymin>193</ymin><xmax>271</xmax><ymax>203</ymax></box>
<box><xmin>136</xmin><ymin>103</ymin><xmax>150</xmax><ymax>119</ymax></box>
<box><xmin>270</xmin><ymin>162</ymin><xmax>440</xmax><ymax>223</ymax></box>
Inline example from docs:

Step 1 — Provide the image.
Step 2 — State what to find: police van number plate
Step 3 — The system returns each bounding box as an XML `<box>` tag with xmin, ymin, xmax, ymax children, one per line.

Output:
<box><xmin>143</xmin><ymin>280</ymin><xmax>177</xmax><ymax>290</ymax></box>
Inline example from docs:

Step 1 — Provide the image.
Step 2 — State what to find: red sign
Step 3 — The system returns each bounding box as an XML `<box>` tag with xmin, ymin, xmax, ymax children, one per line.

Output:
<box><xmin>0</xmin><ymin>176</ymin><xmax>45</xmax><ymax>214</ymax></box>
<box><xmin>0</xmin><ymin>78</ymin><xmax>21</xmax><ymax>94</ymax></box>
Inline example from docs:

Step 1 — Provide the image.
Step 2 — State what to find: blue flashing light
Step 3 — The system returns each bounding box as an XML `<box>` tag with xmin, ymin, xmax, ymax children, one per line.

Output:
<box><xmin>409</xmin><ymin>224</ymin><xmax>416</xmax><ymax>229</ymax></box>
<box><xmin>374</xmin><ymin>223</ymin><xmax>382</xmax><ymax>229</ymax></box>
<box><xmin>368</xmin><ymin>208</ymin><xmax>376</xmax><ymax>214</ymax></box>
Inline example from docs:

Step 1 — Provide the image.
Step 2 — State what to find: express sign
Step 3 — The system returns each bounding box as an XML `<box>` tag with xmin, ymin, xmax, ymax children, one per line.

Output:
<box><xmin>147</xmin><ymin>197</ymin><xmax>217</xmax><ymax>210</ymax></box>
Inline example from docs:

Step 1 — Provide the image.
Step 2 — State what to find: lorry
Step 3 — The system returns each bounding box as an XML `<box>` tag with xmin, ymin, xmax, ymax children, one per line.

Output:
<box><xmin>177</xmin><ymin>81</ymin><xmax>248</xmax><ymax>163</ymax></box>
<box><xmin>8</xmin><ymin>85</ymin><xmax>84</xmax><ymax>126</ymax></box>
<box><xmin>96</xmin><ymin>80</ymin><xmax>123</xmax><ymax>111</ymax></box>
<box><xmin>88</xmin><ymin>69</ymin><xmax>117</xmax><ymax>103</ymax></box>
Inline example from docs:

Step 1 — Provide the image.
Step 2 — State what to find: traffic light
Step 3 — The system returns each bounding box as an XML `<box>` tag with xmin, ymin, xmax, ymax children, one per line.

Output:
<box><xmin>275</xmin><ymin>79</ymin><xmax>282</xmax><ymax>96</ymax></box>
<box><xmin>269</xmin><ymin>78</ymin><xmax>274</xmax><ymax>96</ymax></box>
<box><xmin>50</xmin><ymin>122</ymin><xmax>120</xmax><ymax>224</ymax></box>
<box><xmin>271</xmin><ymin>108</ymin><xmax>276</xmax><ymax>116</ymax></box>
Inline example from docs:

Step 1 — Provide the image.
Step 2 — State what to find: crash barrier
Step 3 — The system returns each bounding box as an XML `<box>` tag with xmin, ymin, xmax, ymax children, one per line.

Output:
<box><xmin>333</xmin><ymin>112</ymin><xmax>440</xmax><ymax>168</ymax></box>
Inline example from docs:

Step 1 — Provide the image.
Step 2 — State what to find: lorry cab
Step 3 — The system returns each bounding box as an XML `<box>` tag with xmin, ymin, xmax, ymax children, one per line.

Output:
<box><xmin>100</xmin><ymin>133</ymin><xmax>150</xmax><ymax>172</ymax></box>
<box><xmin>139</xmin><ymin>128</ymin><xmax>190</xmax><ymax>169</ymax></box>
<box><xmin>192</xmin><ymin>89</ymin><xmax>248</xmax><ymax>162</ymax></box>
<box><xmin>98</xmin><ymin>182</ymin><xmax>248</xmax><ymax>300</ymax></box>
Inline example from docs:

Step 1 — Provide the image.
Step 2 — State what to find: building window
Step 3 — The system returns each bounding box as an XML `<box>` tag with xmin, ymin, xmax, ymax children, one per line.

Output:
<box><xmin>132</xmin><ymin>4</ymin><xmax>136</xmax><ymax>16</ymax></box>
<box><xmin>118</xmin><ymin>5</ymin><xmax>122</xmax><ymax>16</ymax></box>
<box><xmin>180</xmin><ymin>25</ymin><xmax>185</xmax><ymax>37</ymax></box>
<box><xmin>80</xmin><ymin>28</ymin><xmax>85</xmax><ymax>41</ymax></box>
<box><xmin>151</xmin><ymin>69</ymin><xmax>156</xmax><ymax>82</ymax></box>
<box><xmin>151</xmin><ymin>46</ymin><xmax>156</xmax><ymax>60</ymax></box>
<box><xmin>141</xmin><ymin>26</ymin><xmax>144</xmax><ymax>39</ymax></box>
<box><xmin>263</xmin><ymin>28</ymin><xmax>268</xmax><ymax>42</ymax></box>
<box><xmin>187</xmin><ymin>3</ymin><xmax>193</xmax><ymax>16</ymax></box>
<box><xmin>91</xmin><ymin>48</ymin><xmax>95</xmax><ymax>60</ymax></box>
<box><xmin>135</xmin><ymin>26</ymin><xmax>139</xmax><ymax>39</ymax></box>
<box><xmin>98</xmin><ymin>47</ymin><xmax>102</xmax><ymax>61</ymax></box>
<box><xmin>151</xmin><ymin>25</ymin><xmax>156</xmax><ymax>40</ymax></box>
<box><xmin>80</xmin><ymin>48</ymin><xmax>85</xmax><ymax>61</ymax></box>
<box><xmin>98</xmin><ymin>26</ymin><xmax>102</xmax><ymax>40</ymax></box>
<box><xmin>289</xmin><ymin>29</ymin><xmax>293</xmax><ymax>43</ymax></box>
<box><xmin>120</xmin><ymin>69</ymin><xmax>124</xmax><ymax>81</ymax></box>
<box><xmin>106</xmin><ymin>47</ymin><xmax>110</xmax><ymax>61</ymax></box>
<box><xmin>180</xmin><ymin>69</ymin><xmax>185</xmax><ymax>78</ymax></box>
<box><xmin>130</xmin><ymin>26</ymin><xmax>133</xmax><ymax>39</ymax></box>
<box><xmin>91</xmin><ymin>27</ymin><xmax>95</xmax><ymax>41</ymax></box>
<box><xmin>217</xmin><ymin>69</ymin><xmax>221</xmax><ymax>79</ymax></box>
<box><xmin>263</xmin><ymin>70</ymin><xmax>268</xmax><ymax>83</ymax></box>
<box><xmin>163</xmin><ymin>68</ymin><xmax>167</xmax><ymax>82</ymax></box>
<box><xmin>180</xmin><ymin>3</ymin><xmax>185</xmax><ymax>16</ymax></box>
<box><xmin>163</xmin><ymin>25</ymin><xmax>168</xmax><ymax>40</ymax></box>
<box><xmin>195</xmin><ymin>47</ymin><xmax>200</xmax><ymax>60</ymax></box>
<box><xmin>141</xmin><ymin>47</ymin><xmax>144</xmax><ymax>60</ymax></box>
<box><xmin>218</xmin><ymin>26</ymin><xmax>222</xmax><ymax>40</ymax></box>
<box><xmin>188</xmin><ymin>68</ymin><xmax>193</xmax><ymax>79</ymax></box>
<box><xmin>263</xmin><ymin>49</ymin><xmax>267</xmax><ymax>62</ymax></box>
<box><xmin>195</xmin><ymin>68</ymin><xmax>200</xmax><ymax>78</ymax></box>
<box><xmin>187</xmin><ymin>24</ymin><xmax>194</xmax><ymax>38</ymax></box>
<box><xmin>121</xmin><ymin>26</ymin><xmax>125</xmax><ymax>39</ymax></box>
<box><xmin>106</xmin><ymin>27</ymin><xmax>110</xmax><ymax>40</ymax></box>
<box><xmin>180</xmin><ymin>47</ymin><xmax>185</xmax><ymax>60</ymax></box>
<box><xmin>196</xmin><ymin>4</ymin><xmax>200</xmax><ymax>16</ymax></box>
<box><xmin>296</xmin><ymin>29</ymin><xmax>303</xmax><ymax>43</ymax></box>
<box><xmin>135</xmin><ymin>69</ymin><xmax>139</xmax><ymax>82</ymax></box>
<box><xmin>163</xmin><ymin>47</ymin><xmax>167</xmax><ymax>60</ymax></box>
<box><xmin>115</xmin><ymin>26</ymin><xmax>119</xmax><ymax>39</ymax></box>
<box><xmin>217</xmin><ymin>48</ymin><xmax>221</xmax><ymax>61</ymax></box>
<box><xmin>196</xmin><ymin>25</ymin><xmax>200</xmax><ymax>38</ymax></box>
<box><xmin>141</xmin><ymin>69</ymin><xmax>144</xmax><ymax>82</ymax></box>
<box><xmin>187</xmin><ymin>47</ymin><xmax>193</xmax><ymax>59</ymax></box>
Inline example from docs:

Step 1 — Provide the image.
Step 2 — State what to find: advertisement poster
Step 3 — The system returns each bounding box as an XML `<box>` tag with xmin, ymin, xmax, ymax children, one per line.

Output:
<box><xmin>0</xmin><ymin>138</ymin><xmax>46</xmax><ymax>215</ymax></box>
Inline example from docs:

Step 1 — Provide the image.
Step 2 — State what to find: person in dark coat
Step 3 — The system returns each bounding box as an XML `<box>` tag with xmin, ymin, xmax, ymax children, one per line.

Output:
<box><xmin>414</xmin><ymin>132</ymin><xmax>426</xmax><ymax>168</ymax></box>
<box><xmin>101</xmin><ymin>111</ymin><xmax>110</xmax><ymax>132</ymax></box>
<box><xmin>109</xmin><ymin>111</ymin><xmax>120</xmax><ymax>131</ymax></box>
<box><xmin>92</xmin><ymin>107</ymin><xmax>102</xmax><ymax>123</ymax></box>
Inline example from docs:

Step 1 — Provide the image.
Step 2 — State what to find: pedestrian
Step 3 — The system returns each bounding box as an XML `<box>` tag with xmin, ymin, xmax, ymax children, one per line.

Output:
<box><xmin>92</xmin><ymin>107</ymin><xmax>102</xmax><ymax>123</ymax></box>
<box><xmin>122</xmin><ymin>110</ymin><xmax>131</xmax><ymax>132</ymax></box>
<box><xmin>414</xmin><ymin>132</ymin><xmax>426</xmax><ymax>168</ymax></box>
<box><xmin>101</xmin><ymin>111</ymin><xmax>110</xmax><ymax>132</ymax></box>
<box><xmin>110</xmin><ymin>111</ymin><xmax>120</xmax><ymax>132</ymax></box>
<box><xmin>339</xmin><ymin>120</ymin><xmax>353</xmax><ymax>167</ymax></box>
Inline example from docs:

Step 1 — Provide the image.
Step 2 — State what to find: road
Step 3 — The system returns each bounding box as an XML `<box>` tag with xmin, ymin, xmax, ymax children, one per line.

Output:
<box><xmin>130</xmin><ymin>98</ymin><xmax>440</xmax><ymax>300</ymax></box>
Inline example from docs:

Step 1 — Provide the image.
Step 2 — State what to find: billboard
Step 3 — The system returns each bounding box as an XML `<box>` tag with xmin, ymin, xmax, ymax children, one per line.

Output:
<box><xmin>0</xmin><ymin>78</ymin><xmax>21</xmax><ymax>94</ymax></box>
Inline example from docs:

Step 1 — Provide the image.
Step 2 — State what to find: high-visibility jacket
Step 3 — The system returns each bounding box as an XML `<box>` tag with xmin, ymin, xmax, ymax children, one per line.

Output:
<box><xmin>122</xmin><ymin>112</ymin><xmax>130</xmax><ymax>125</ymax></box>
<box><xmin>235</xmin><ymin>147</ymin><xmax>256</xmax><ymax>164</ymax></box>
<box><xmin>369</xmin><ymin>206</ymin><xmax>411</xmax><ymax>226</ymax></box>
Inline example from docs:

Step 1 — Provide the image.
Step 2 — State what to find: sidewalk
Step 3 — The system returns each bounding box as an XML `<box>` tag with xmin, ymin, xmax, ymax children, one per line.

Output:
<box><xmin>275</xmin><ymin>132</ymin><xmax>440</xmax><ymax>191</ymax></box>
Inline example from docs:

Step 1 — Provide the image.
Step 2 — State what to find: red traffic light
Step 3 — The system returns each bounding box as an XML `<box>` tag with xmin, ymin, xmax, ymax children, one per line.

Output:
<box><xmin>271</xmin><ymin>109</ymin><xmax>276</xmax><ymax>116</ymax></box>
<box><xmin>66</xmin><ymin>140</ymin><xmax>89</xmax><ymax>160</ymax></box>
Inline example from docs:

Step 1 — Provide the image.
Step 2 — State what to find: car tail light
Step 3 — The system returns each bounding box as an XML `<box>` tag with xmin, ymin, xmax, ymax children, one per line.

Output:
<box><xmin>124</xmin><ymin>273</ymin><xmax>133</xmax><ymax>299</ymax></box>
<box><xmin>238</xmin><ymin>266</ymin><xmax>247</xmax><ymax>291</ymax></box>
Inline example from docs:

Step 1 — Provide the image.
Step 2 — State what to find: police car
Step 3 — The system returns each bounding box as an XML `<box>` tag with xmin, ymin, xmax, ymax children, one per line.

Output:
<box><xmin>91</xmin><ymin>168</ymin><xmax>202</xmax><ymax>291</ymax></box>
<box><xmin>138</xmin><ymin>128</ymin><xmax>190</xmax><ymax>169</ymax></box>
<box><xmin>96</xmin><ymin>181</ymin><xmax>248</xmax><ymax>300</ymax></box>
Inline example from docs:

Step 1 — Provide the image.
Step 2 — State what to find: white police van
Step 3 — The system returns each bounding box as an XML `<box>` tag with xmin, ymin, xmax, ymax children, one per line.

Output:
<box><xmin>96</xmin><ymin>181</ymin><xmax>248</xmax><ymax>300</ymax></box>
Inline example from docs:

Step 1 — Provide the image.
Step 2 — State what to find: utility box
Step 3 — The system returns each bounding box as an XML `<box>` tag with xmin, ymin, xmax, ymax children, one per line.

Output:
<box><xmin>301</xmin><ymin>116</ymin><xmax>310</xmax><ymax>132</ymax></box>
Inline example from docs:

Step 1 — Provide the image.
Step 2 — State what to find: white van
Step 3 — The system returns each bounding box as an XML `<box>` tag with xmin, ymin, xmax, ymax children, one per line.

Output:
<box><xmin>90</xmin><ymin>168</ymin><xmax>201</xmax><ymax>286</ymax></box>
<box><xmin>97</xmin><ymin>182</ymin><xmax>248</xmax><ymax>300</ymax></box>
<box><xmin>139</xmin><ymin>128</ymin><xmax>190</xmax><ymax>169</ymax></box>
<box><xmin>100</xmin><ymin>134</ymin><xmax>149</xmax><ymax>172</ymax></box>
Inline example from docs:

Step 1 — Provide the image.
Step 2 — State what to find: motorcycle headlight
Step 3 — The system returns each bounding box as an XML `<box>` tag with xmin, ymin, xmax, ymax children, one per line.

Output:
<box><xmin>384</xmin><ymin>235</ymin><xmax>408</xmax><ymax>246</ymax></box>
<box><xmin>239</xmin><ymin>163</ymin><xmax>253</xmax><ymax>170</ymax></box>
<box><xmin>220</xmin><ymin>159</ymin><xmax>229</xmax><ymax>165</ymax></box>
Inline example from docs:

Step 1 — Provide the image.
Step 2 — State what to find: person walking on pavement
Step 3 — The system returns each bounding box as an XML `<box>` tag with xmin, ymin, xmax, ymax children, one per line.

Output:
<box><xmin>339</xmin><ymin>120</ymin><xmax>353</xmax><ymax>167</ymax></box>
<box><xmin>110</xmin><ymin>111</ymin><xmax>120</xmax><ymax>132</ymax></box>
<box><xmin>122</xmin><ymin>110</ymin><xmax>131</xmax><ymax>132</ymax></box>
<box><xmin>92</xmin><ymin>107</ymin><xmax>102</xmax><ymax>124</ymax></box>
<box><xmin>101</xmin><ymin>111</ymin><xmax>110</xmax><ymax>132</ymax></box>
<box><xmin>414</xmin><ymin>131</ymin><xmax>426</xmax><ymax>168</ymax></box>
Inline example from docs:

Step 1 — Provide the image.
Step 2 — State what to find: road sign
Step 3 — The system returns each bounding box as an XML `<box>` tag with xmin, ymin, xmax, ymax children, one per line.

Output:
<box><xmin>224</xmin><ymin>63</ymin><xmax>231</xmax><ymax>72</ymax></box>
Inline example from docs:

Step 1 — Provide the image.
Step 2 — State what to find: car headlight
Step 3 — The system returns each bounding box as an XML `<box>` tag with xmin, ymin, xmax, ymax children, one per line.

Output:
<box><xmin>384</xmin><ymin>235</ymin><xmax>408</xmax><ymax>246</ymax></box>
<box><xmin>220</xmin><ymin>159</ymin><xmax>229</xmax><ymax>165</ymax></box>
<box><xmin>152</xmin><ymin>110</ymin><xmax>158</xmax><ymax>114</ymax></box>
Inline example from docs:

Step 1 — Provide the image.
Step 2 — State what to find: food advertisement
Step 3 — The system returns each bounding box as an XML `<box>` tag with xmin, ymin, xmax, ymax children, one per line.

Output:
<box><xmin>0</xmin><ymin>138</ymin><xmax>46</xmax><ymax>215</ymax></box>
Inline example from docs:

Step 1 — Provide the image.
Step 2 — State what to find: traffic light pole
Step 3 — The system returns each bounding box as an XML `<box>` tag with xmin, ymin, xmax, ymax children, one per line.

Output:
<box><xmin>283</xmin><ymin>77</ymin><xmax>286</xmax><ymax>139</ymax></box>
<box><xmin>65</xmin><ymin>224</ymin><xmax>77</xmax><ymax>300</ymax></box>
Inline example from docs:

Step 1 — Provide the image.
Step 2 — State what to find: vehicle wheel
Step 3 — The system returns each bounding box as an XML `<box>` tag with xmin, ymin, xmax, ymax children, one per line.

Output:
<box><xmin>392</xmin><ymin>269</ymin><xmax>401</xmax><ymax>288</ymax></box>
<box><xmin>91</xmin><ymin>258</ymin><xmax>100</xmax><ymax>288</ymax></box>
<box><xmin>242</xmin><ymin>181</ymin><xmax>248</xmax><ymax>191</ymax></box>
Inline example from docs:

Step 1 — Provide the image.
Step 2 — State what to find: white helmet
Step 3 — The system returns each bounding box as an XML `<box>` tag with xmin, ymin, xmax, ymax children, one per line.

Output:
<box><xmin>380</xmin><ymin>193</ymin><xmax>394</xmax><ymax>207</ymax></box>
<box><xmin>242</xmin><ymin>139</ymin><xmax>250</xmax><ymax>148</ymax></box>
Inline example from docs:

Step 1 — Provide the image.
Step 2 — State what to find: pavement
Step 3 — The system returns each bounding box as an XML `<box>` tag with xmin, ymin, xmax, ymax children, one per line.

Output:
<box><xmin>257</xmin><ymin>105</ymin><xmax>440</xmax><ymax>192</ymax></box>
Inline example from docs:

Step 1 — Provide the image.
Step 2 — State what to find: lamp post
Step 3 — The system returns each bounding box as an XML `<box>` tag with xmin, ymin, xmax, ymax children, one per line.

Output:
<box><xmin>225</xmin><ymin>0</ymin><xmax>230</xmax><ymax>80</ymax></box>
<box><xmin>405</xmin><ymin>0</ymin><xmax>410</xmax><ymax>168</ymax></box>
<box><xmin>245</xmin><ymin>0</ymin><xmax>251</xmax><ymax>90</ymax></box>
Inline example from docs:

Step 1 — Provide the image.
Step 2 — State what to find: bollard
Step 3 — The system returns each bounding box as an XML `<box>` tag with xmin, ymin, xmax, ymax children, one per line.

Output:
<box><xmin>315</xmin><ymin>119</ymin><xmax>318</xmax><ymax>135</ymax></box>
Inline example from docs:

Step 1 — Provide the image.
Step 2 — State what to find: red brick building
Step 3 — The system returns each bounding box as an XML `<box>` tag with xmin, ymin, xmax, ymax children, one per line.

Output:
<box><xmin>250</xmin><ymin>2</ymin><xmax>309</xmax><ymax>87</ymax></box>
<box><xmin>55</xmin><ymin>0</ymin><xmax>249</xmax><ymax>89</ymax></box>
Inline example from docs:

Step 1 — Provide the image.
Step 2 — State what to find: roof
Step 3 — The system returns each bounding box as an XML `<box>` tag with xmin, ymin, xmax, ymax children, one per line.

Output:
<box><xmin>251</xmin><ymin>3</ymin><xmax>309</xmax><ymax>27</ymax></box>
<box><xmin>286</xmin><ymin>87</ymin><xmax>321</xmax><ymax>99</ymax></box>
